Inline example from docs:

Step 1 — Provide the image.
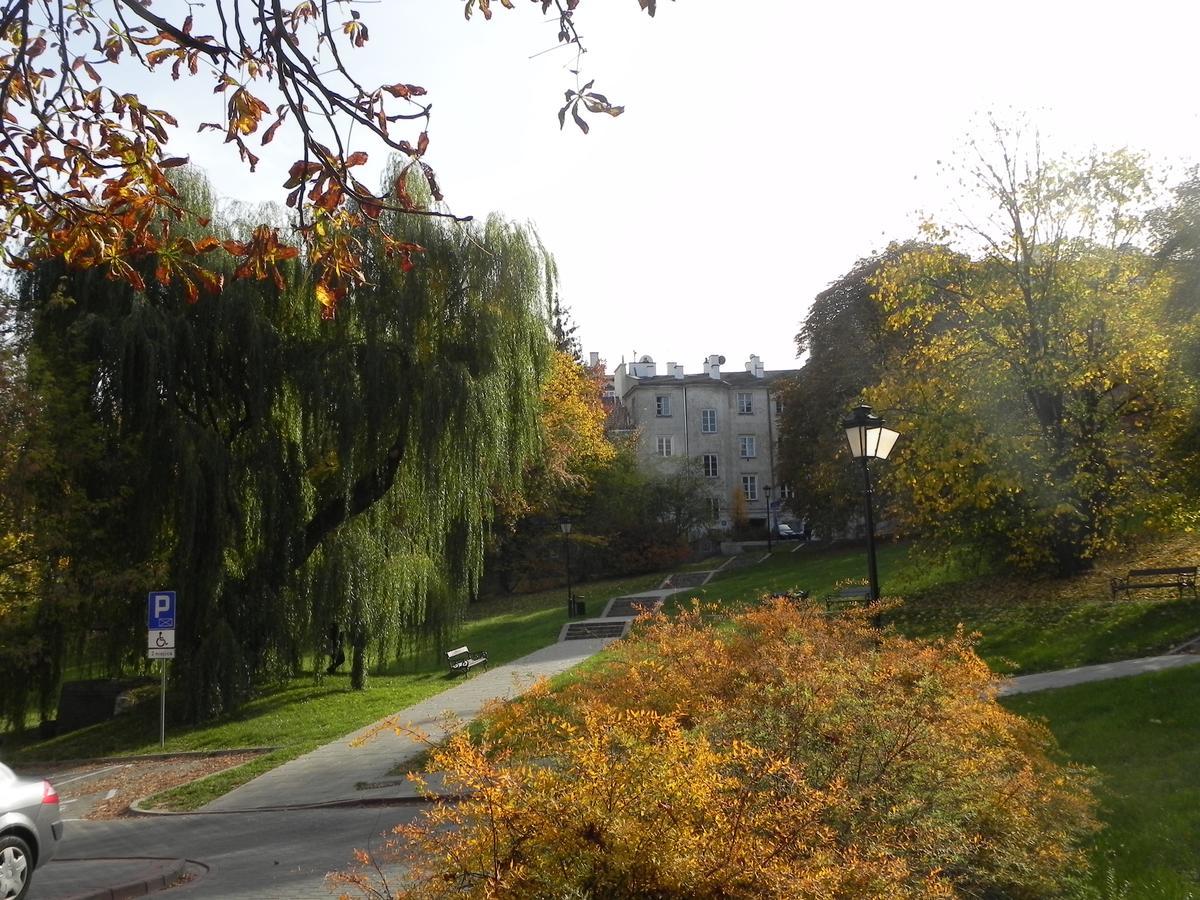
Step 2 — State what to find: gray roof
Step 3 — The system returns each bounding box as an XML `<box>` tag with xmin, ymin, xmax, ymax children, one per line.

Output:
<box><xmin>624</xmin><ymin>370</ymin><xmax>799</xmax><ymax>390</ymax></box>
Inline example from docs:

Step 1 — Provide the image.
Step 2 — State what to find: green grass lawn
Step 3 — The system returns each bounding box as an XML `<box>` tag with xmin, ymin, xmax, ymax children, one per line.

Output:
<box><xmin>1004</xmin><ymin>665</ymin><xmax>1200</xmax><ymax>899</ymax></box>
<box><xmin>682</xmin><ymin>539</ymin><xmax>1200</xmax><ymax>676</ymax></box>
<box><xmin>685</xmin><ymin>541</ymin><xmax>917</xmax><ymax>609</ymax></box>
<box><xmin>0</xmin><ymin>570</ymin><xmax>666</xmax><ymax>805</ymax></box>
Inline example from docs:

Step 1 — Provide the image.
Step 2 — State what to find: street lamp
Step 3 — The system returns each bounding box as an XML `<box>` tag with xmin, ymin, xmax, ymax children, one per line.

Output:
<box><xmin>842</xmin><ymin>404</ymin><xmax>900</xmax><ymax>602</ymax></box>
<box><xmin>764</xmin><ymin>484</ymin><xmax>773</xmax><ymax>552</ymax></box>
<box><xmin>559</xmin><ymin>516</ymin><xmax>574</xmax><ymax>617</ymax></box>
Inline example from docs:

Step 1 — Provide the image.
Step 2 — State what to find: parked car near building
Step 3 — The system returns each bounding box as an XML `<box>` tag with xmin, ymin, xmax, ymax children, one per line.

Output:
<box><xmin>775</xmin><ymin>523</ymin><xmax>803</xmax><ymax>540</ymax></box>
<box><xmin>1</xmin><ymin>762</ymin><xmax>63</xmax><ymax>900</ymax></box>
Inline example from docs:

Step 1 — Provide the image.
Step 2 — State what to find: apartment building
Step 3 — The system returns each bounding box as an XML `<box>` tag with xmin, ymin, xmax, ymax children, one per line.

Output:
<box><xmin>610</xmin><ymin>352</ymin><xmax>799</xmax><ymax>531</ymax></box>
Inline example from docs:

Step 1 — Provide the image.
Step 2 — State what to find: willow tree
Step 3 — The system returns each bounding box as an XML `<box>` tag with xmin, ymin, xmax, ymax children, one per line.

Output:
<box><xmin>11</xmin><ymin>166</ymin><xmax>549</xmax><ymax>721</ymax></box>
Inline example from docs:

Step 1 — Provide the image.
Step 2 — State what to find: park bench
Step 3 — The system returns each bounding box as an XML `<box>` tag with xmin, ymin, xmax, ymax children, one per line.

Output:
<box><xmin>823</xmin><ymin>585</ymin><xmax>871</xmax><ymax>614</ymax></box>
<box><xmin>1111</xmin><ymin>566</ymin><xmax>1199</xmax><ymax>601</ymax></box>
<box><xmin>446</xmin><ymin>646</ymin><xmax>488</xmax><ymax>676</ymax></box>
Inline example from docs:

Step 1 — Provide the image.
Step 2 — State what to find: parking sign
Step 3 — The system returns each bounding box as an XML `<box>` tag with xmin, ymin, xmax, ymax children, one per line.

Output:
<box><xmin>147</xmin><ymin>591</ymin><xmax>176</xmax><ymax>630</ymax></box>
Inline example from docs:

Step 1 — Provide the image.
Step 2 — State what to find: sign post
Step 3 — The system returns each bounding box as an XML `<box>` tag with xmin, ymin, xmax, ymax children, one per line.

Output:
<box><xmin>147</xmin><ymin>592</ymin><xmax>177</xmax><ymax>749</ymax></box>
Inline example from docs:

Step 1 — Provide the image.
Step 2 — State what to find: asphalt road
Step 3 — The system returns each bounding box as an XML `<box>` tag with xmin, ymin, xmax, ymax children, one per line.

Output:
<box><xmin>30</xmin><ymin>804</ymin><xmax>428</xmax><ymax>900</ymax></box>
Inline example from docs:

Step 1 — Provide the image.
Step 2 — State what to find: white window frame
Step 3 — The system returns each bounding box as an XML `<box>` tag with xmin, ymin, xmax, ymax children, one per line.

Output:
<box><xmin>701</xmin><ymin>408</ymin><xmax>717</xmax><ymax>433</ymax></box>
<box><xmin>739</xmin><ymin>435</ymin><xmax>756</xmax><ymax>459</ymax></box>
<box><xmin>656</xmin><ymin>436</ymin><xmax>673</xmax><ymax>457</ymax></box>
<box><xmin>707</xmin><ymin>497</ymin><xmax>721</xmax><ymax>520</ymax></box>
<box><xmin>737</xmin><ymin>392</ymin><xmax>753</xmax><ymax>415</ymax></box>
<box><xmin>655</xmin><ymin>394</ymin><xmax>671</xmax><ymax>417</ymax></box>
<box><xmin>780</xmin><ymin>484</ymin><xmax>796</xmax><ymax>500</ymax></box>
<box><xmin>702</xmin><ymin>453</ymin><xmax>719</xmax><ymax>478</ymax></box>
<box><xmin>742</xmin><ymin>474</ymin><xmax>758</xmax><ymax>501</ymax></box>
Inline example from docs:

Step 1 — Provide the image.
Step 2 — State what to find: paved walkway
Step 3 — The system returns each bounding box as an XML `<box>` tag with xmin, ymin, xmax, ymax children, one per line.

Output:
<box><xmin>997</xmin><ymin>653</ymin><xmax>1200</xmax><ymax>695</ymax></box>
<box><xmin>202</xmin><ymin>637</ymin><xmax>615</xmax><ymax>810</ymax></box>
<box><xmin>204</xmin><ymin>575</ymin><xmax>716</xmax><ymax>811</ymax></box>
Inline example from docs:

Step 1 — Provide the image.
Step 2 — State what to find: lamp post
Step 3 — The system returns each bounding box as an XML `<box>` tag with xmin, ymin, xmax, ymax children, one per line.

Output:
<box><xmin>842</xmin><ymin>404</ymin><xmax>900</xmax><ymax>602</ymax></box>
<box><xmin>764</xmin><ymin>484</ymin><xmax>773</xmax><ymax>552</ymax></box>
<box><xmin>559</xmin><ymin>516</ymin><xmax>573</xmax><ymax>617</ymax></box>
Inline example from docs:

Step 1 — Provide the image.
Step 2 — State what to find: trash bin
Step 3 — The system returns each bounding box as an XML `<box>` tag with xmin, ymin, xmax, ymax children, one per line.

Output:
<box><xmin>569</xmin><ymin>597</ymin><xmax>586</xmax><ymax>617</ymax></box>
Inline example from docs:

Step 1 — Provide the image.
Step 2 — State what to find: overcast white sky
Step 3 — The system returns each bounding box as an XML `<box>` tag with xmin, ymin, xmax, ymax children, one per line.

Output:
<box><xmin>148</xmin><ymin>0</ymin><xmax>1200</xmax><ymax>375</ymax></box>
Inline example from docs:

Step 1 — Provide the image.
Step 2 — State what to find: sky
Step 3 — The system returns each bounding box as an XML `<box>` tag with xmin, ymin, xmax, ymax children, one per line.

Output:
<box><xmin>126</xmin><ymin>0</ymin><xmax>1200</xmax><ymax>376</ymax></box>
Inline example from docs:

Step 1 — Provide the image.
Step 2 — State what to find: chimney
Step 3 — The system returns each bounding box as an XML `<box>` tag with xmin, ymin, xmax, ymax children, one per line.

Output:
<box><xmin>746</xmin><ymin>354</ymin><xmax>765</xmax><ymax>378</ymax></box>
<box><xmin>706</xmin><ymin>354</ymin><xmax>724</xmax><ymax>380</ymax></box>
<box><xmin>674</xmin><ymin>364</ymin><xmax>685</xmax><ymax>379</ymax></box>
<box><xmin>588</xmin><ymin>351</ymin><xmax>599</xmax><ymax>367</ymax></box>
<box><xmin>630</xmin><ymin>356</ymin><xmax>657</xmax><ymax>378</ymax></box>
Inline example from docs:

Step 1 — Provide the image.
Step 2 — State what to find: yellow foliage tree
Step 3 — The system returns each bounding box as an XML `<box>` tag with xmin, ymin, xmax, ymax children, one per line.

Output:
<box><xmin>538</xmin><ymin>350</ymin><xmax>615</xmax><ymax>491</ymax></box>
<box><xmin>872</xmin><ymin>131</ymin><xmax>1194</xmax><ymax>573</ymax></box>
<box><xmin>336</xmin><ymin>601</ymin><xmax>1097</xmax><ymax>899</ymax></box>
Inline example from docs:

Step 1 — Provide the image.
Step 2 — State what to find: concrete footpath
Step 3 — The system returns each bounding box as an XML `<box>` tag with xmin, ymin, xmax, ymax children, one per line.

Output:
<box><xmin>200</xmin><ymin>641</ymin><xmax>1200</xmax><ymax>810</ymax></box>
<box><xmin>997</xmin><ymin>652</ymin><xmax>1200</xmax><ymax>696</ymax></box>
<box><xmin>202</xmin><ymin>637</ymin><xmax>617</xmax><ymax>811</ymax></box>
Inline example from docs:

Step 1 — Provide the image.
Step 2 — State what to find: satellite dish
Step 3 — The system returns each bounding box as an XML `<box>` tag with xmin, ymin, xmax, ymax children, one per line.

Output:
<box><xmin>718</xmin><ymin>355</ymin><xmax>726</xmax><ymax>365</ymax></box>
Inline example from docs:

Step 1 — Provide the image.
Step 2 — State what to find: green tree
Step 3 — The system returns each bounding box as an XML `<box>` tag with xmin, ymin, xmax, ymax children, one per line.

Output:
<box><xmin>776</xmin><ymin>247</ymin><xmax>917</xmax><ymax>538</ymax></box>
<box><xmin>11</xmin><ymin>166</ymin><xmax>551</xmax><ymax>720</ymax></box>
<box><xmin>873</xmin><ymin>132</ymin><xmax>1192</xmax><ymax>574</ymax></box>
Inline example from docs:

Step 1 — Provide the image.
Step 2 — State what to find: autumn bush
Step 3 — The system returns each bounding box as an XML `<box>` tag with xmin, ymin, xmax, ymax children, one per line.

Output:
<box><xmin>337</xmin><ymin>600</ymin><xmax>1097</xmax><ymax>899</ymax></box>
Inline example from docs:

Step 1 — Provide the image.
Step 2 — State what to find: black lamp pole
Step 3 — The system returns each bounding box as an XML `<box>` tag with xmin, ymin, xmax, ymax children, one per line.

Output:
<box><xmin>858</xmin><ymin>459</ymin><xmax>879</xmax><ymax>602</ymax></box>
<box><xmin>842</xmin><ymin>404</ymin><xmax>900</xmax><ymax>604</ymax></box>
<box><xmin>559</xmin><ymin>516</ymin><xmax>573</xmax><ymax>617</ymax></box>
<box><xmin>764</xmin><ymin>484</ymin><xmax>773</xmax><ymax>552</ymax></box>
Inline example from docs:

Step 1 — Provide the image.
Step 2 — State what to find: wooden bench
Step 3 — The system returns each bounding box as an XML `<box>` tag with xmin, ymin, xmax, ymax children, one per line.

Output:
<box><xmin>1111</xmin><ymin>566</ymin><xmax>1199</xmax><ymax>600</ymax></box>
<box><xmin>823</xmin><ymin>585</ymin><xmax>871</xmax><ymax>614</ymax></box>
<box><xmin>446</xmin><ymin>646</ymin><xmax>488</xmax><ymax>675</ymax></box>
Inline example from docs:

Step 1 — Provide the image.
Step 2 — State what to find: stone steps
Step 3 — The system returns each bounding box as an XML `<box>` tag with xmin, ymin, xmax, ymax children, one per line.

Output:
<box><xmin>603</xmin><ymin>596</ymin><xmax>664</xmax><ymax>618</ymax></box>
<box><xmin>559</xmin><ymin>620</ymin><xmax>630</xmax><ymax>641</ymax></box>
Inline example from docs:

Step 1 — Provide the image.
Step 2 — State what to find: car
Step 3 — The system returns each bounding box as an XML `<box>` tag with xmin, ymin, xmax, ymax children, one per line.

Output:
<box><xmin>775</xmin><ymin>523</ymin><xmax>803</xmax><ymax>540</ymax></box>
<box><xmin>1</xmin><ymin>762</ymin><xmax>63</xmax><ymax>900</ymax></box>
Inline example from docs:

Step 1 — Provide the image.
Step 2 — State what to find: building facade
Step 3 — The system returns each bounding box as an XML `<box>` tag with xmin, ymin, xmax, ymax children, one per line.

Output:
<box><xmin>610</xmin><ymin>353</ymin><xmax>799</xmax><ymax>532</ymax></box>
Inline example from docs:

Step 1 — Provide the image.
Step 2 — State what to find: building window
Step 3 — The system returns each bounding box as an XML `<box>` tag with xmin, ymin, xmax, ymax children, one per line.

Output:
<box><xmin>701</xmin><ymin>408</ymin><xmax>717</xmax><ymax>433</ymax></box>
<box><xmin>702</xmin><ymin>453</ymin><xmax>719</xmax><ymax>477</ymax></box>
<box><xmin>739</xmin><ymin>435</ymin><xmax>756</xmax><ymax>458</ymax></box>
<box><xmin>774</xmin><ymin>396</ymin><xmax>784</xmax><ymax>416</ymax></box>
<box><xmin>656</xmin><ymin>436</ymin><xmax>673</xmax><ymax>457</ymax></box>
<box><xmin>707</xmin><ymin>497</ymin><xmax>721</xmax><ymax>520</ymax></box>
<box><xmin>780</xmin><ymin>484</ymin><xmax>795</xmax><ymax>500</ymax></box>
<box><xmin>742</xmin><ymin>474</ymin><xmax>758</xmax><ymax>501</ymax></box>
<box><xmin>737</xmin><ymin>392</ymin><xmax>753</xmax><ymax>415</ymax></box>
<box><xmin>656</xmin><ymin>394</ymin><xmax>671</xmax><ymax>417</ymax></box>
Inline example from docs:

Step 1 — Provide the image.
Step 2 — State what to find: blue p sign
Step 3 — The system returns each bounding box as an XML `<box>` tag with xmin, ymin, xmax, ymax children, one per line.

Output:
<box><xmin>147</xmin><ymin>591</ymin><xmax>177</xmax><ymax>629</ymax></box>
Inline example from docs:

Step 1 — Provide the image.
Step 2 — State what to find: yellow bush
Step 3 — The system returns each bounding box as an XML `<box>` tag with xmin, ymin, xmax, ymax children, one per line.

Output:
<box><xmin>338</xmin><ymin>600</ymin><xmax>1096</xmax><ymax>899</ymax></box>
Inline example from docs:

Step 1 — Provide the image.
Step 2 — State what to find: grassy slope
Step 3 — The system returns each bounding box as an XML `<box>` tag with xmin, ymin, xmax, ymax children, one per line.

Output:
<box><xmin>1004</xmin><ymin>665</ymin><xmax>1200</xmax><ymax>899</ymax></box>
<box><xmin>686</xmin><ymin>538</ymin><xmax>1200</xmax><ymax>676</ymax></box>
<box><xmin>0</xmin><ymin>572</ymin><xmax>664</xmax><ymax>772</ymax></box>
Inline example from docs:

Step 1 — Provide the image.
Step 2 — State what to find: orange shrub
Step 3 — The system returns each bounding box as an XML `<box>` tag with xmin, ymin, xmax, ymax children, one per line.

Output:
<box><xmin>337</xmin><ymin>600</ymin><xmax>1096</xmax><ymax>899</ymax></box>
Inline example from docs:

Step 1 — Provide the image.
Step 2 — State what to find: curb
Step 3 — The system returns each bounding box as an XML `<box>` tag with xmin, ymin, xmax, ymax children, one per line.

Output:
<box><xmin>49</xmin><ymin>857</ymin><xmax>190</xmax><ymax>900</ymax></box>
<box><xmin>14</xmin><ymin>747</ymin><xmax>279</xmax><ymax>769</ymax></box>
<box><xmin>128</xmin><ymin>793</ymin><xmax>452</xmax><ymax>815</ymax></box>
